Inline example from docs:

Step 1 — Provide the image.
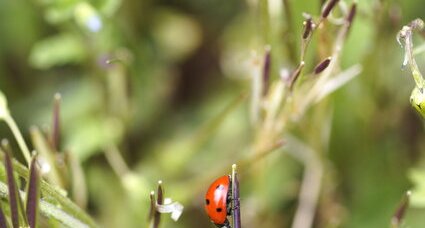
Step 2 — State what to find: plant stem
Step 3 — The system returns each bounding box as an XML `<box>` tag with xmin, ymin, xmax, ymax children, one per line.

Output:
<box><xmin>286</xmin><ymin>136</ymin><xmax>323</xmax><ymax>228</ymax></box>
<box><xmin>231</xmin><ymin>164</ymin><xmax>241</xmax><ymax>228</ymax></box>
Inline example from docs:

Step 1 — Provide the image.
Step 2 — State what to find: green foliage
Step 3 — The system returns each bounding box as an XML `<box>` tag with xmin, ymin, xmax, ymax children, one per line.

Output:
<box><xmin>29</xmin><ymin>34</ymin><xmax>86</xmax><ymax>70</ymax></box>
<box><xmin>1</xmin><ymin>0</ymin><xmax>425</xmax><ymax>227</ymax></box>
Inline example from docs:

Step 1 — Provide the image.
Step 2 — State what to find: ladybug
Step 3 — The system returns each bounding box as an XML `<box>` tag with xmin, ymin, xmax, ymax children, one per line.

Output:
<box><xmin>205</xmin><ymin>175</ymin><xmax>232</xmax><ymax>227</ymax></box>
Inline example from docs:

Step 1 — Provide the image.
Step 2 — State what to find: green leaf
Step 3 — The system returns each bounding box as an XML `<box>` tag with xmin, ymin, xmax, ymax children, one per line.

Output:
<box><xmin>29</xmin><ymin>34</ymin><xmax>86</xmax><ymax>69</ymax></box>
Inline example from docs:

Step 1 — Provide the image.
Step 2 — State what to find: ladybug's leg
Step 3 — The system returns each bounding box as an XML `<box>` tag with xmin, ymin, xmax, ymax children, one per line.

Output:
<box><xmin>217</xmin><ymin>219</ymin><xmax>231</xmax><ymax>228</ymax></box>
<box><xmin>226</xmin><ymin>191</ymin><xmax>240</xmax><ymax>213</ymax></box>
<box><xmin>226</xmin><ymin>188</ymin><xmax>232</xmax><ymax>216</ymax></box>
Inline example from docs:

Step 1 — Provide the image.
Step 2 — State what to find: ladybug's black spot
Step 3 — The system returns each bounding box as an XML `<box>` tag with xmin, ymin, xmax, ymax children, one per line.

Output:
<box><xmin>216</xmin><ymin>208</ymin><xmax>223</xmax><ymax>213</ymax></box>
<box><xmin>206</xmin><ymin>199</ymin><xmax>210</xmax><ymax>205</ymax></box>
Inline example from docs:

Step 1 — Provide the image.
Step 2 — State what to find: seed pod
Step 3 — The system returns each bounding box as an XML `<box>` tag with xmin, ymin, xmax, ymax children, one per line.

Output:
<box><xmin>302</xmin><ymin>16</ymin><xmax>313</xmax><ymax>39</ymax></box>
<box><xmin>321</xmin><ymin>0</ymin><xmax>339</xmax><ymax>19</ymax></box>
<box><xmin>314</xmin><ymin>57</ymin><xmax>332</xmax><ymax>74</ymax></box>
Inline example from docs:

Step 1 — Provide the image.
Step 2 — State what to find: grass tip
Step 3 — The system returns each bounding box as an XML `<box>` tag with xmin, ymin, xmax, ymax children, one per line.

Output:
<box><xmin>232</xmin><ymin>164</ymin><xmax>237</xmax><ymax>171</ymax></box>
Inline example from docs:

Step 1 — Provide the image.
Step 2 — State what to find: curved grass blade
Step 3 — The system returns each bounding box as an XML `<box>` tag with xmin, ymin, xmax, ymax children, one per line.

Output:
<box><xmin>26</xmin><ymin>156</ymin><xmax>40</xmax><ymax>228</ymax></box>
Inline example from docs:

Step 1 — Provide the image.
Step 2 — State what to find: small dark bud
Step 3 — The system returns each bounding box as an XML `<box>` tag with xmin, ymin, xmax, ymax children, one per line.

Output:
<box><xmin>321</xmin><ymin>0</ymin><xmax>340</xmax><ymax>19</ymax></box>
<box><xmin>302</xmin><ymin>17</ymin><xmax>313</xmax><ymax>39</ymax></box>
<box><xmin>314</xmin><ymin>57</ymin><xmax>332</xmax><ymax>74</ymax></box>
<box><xmin>262</xmin><ymin>46</ymin><xmax>271</xmax><ymax>96</ymax></box>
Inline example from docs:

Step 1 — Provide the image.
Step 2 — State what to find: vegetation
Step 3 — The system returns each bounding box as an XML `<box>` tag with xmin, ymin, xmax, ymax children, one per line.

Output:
<box><xmin>1</xmin><ymin>0</ymin><xmax>425</xmax><ymax>227</ymax></box>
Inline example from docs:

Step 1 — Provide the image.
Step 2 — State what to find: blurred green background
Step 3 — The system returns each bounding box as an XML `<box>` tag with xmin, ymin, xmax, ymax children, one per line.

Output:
<box><xmin>1</xmin><ymin>0</ymin><xmax>425</xmax><ymax>227</ymax></box>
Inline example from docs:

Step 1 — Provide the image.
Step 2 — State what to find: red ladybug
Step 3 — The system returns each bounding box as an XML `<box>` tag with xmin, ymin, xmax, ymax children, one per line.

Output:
<box><xmin>205</xmin><ymin>175</ymin><xmax>232</xmax><ymax>227</ymax></box>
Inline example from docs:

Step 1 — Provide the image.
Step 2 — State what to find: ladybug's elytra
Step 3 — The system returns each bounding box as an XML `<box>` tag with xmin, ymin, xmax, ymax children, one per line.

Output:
<box><xmin>204</xmin><ymin>175</ymin><xmax>232</xmax><ymax>228</ymax></box>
